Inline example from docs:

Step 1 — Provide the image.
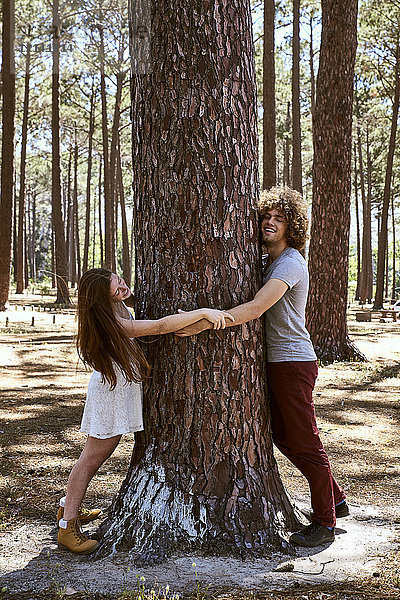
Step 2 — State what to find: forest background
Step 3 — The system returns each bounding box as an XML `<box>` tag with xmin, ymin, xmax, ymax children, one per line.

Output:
<box><xmin>0</xmin><ymin>0</ymin><xmax>399</xmax><ymax>322</ymax></box>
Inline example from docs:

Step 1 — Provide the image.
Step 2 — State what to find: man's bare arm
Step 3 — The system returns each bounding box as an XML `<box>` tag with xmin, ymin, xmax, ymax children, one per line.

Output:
<box><xmin>175</xmin><ymin>278</ymin><xmax>288</xmax><ymax>336</ymax></box>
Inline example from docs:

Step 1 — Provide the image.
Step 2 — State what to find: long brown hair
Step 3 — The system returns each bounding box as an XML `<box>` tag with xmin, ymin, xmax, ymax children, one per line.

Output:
<box><xmin>76</xmin><ymin>269</ymin><xmax>150</xmax><ymax>389</ymax></box>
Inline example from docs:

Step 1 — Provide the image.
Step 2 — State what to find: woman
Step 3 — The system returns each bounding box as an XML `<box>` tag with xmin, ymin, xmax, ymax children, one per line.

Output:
<box><xmin>57</xmin><ymin>268</ymin><xmax>234</xmax><ymax>555</ymax></box>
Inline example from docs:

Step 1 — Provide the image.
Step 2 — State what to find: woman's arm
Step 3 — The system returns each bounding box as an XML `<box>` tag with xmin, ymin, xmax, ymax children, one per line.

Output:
<box><xmin>116</xmin><ymin>308</ymin><xmax>235</xmax><ymax>338</ymax></box>
<box><xmin>175</xmin><ymin>278</ymin><xmax>288</xmax><ymax>336</ymax></box>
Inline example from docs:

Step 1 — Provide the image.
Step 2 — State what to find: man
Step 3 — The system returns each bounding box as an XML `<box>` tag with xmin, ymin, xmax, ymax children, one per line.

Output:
<box><xmin>177</xmin><ymin>186</ymin><xmax>349</xmax><ymax>548</ymax></box>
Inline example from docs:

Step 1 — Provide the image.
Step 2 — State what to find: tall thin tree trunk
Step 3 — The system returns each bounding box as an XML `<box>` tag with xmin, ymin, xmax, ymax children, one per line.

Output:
<box><xmin>99</xmin><ymin>0</ymin><xmax>300</xmax><ymax>562</ymax></box>
<box><xmin>52</xmin><ymin>0</ymin><xmax>70</xmax><ymax>304</ymax></box>
<box><xmin>30</xmin><ymin>192</ymin><xmax>37</xmax><ymax>280</ymax></box>
<box><xmin>306</xmin><ymin>0</ymin><xmax>364</xmax><ymax>363</ymax></box>
<box><xmin>66</xmin><ymin>148</ymin><xmax>73</xmax><ymax>282</ymax></box>
<box><xmin>73</xmin><ymin>138</ymin><xmax>81</xmax><ymax>281</ymax></box>
<box><xmin>391</xmin><ymin>192</ymin><xmax>396</xmax><ymax>301</ymax></box>
<box><xmin>366</xmin><ymin>126</ymin><xmax>373</xmax><ymax>302</ymax></box>
<box><xmin>12</xmin><ymin>180</ymin><xmax>17</xmax><ymax>283</ymax></box>
<box><xmin>109</xmin><ymin>69</ymin><xmax>125</xmax><ymax>271</ymax></box>
<box><xmin>357</xmin><ymin>118</ymin><xmax>372</xmax><ymax>304</ymax></box>
<box><xmin>283</xmin><ymin>102</ymin><xmax>291</xmax><ymax>186</ymax></box>
<box><xmin>0</xmin><ymin>0</ymin><xmax>16</xmax><ymax>310</ymax></box>
<box><xmin>51</xmin><ymin>224</ymin><xmax>56</xmax><ymax>289</ymax></box>
<box><xmin>16</xmin><ymin>28</ymin><xmax>31</xmax><ymax>294</ymax></box>
<box><xmin>99</xmin><ymin>28</ymin><xmax>114</xmax><ymax>271</ymax></box>
<box><xmin>291</xmin><ymin>0</ymin><xmax>302</xmax><ymax>193</ymax></box>
<box><xmin>117</xmin><ymin>139</ymin><xmax>131</xmax><ymax>286</ymax></box>
<box><xmin>24</xmin><ymin>218</ymin><xmax>29</xmax><ymax>288</ymax></box>
<box><xmin>98</xmin><ymin>157</ymin><xmax>104</xmax><ymax>267</ymax></box>
<box><xmin>385</xmin><ymin>235</ymin><xmax>389</xmax><ymax>299</ymax></box>
<box><xmin>373</xmin><ymin>40</ymin><xmax>400</xmax><ymax>309</ymax></box>
<box><xmin>83</xmin><ymin>84</ymin><xmax>96</xmax><ymax>273</ymax></box>
<box><xmin>263</xmin><ymin>0</ymin><xmax>276</xmax><ymax>189</ymax></box>
<box><xmin>309</xmin><ymin>10</ymin><xmax>316</xmax><ymax>134</ymax></box>
<box><xmin>354</xmin><ymin>144</ymin><xmax>361</xmax><ymax>300</ymax></box>
<box><xmin>92</xmin><ymin>166</ymin><xmax>97</xmax><ymax>269</ymax></box>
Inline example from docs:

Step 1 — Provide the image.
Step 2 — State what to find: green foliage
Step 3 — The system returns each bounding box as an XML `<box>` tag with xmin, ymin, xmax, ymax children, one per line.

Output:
<box><xmin>6</xmin><ymin>0</ymin><xmax>400</xmax><ymax>294</ymax></box>
<box><xmin>11</xmin><ymin>0</ymin><xmax>133</xmax><ymax>283</ymax></box>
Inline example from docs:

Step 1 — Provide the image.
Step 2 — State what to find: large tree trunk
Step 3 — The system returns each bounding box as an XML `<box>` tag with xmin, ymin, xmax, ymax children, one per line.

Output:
<box><xmin>373</xmin><ymin>41</ymin><xmax>400</xmax><ymax>309</ymax></box>
<box><xmin>52</xmin><ymin>0</ymin><xmax>70</xmax><ymax>304</ymax></box>
<box><xmin>306</xmin><ymin>0</ymin><xmax>364</xmax><ymax>363</ymax></box>
<box><xmin>263</xmin><ymin>0</ymin><xmax>276</xmax><ymax>189</ymax></box>
<box><xmin>16</xmin><ymin>28</ymin><xmax>31</xmax><ymax>294</ymax></box>
<box><xmin>0</xmin><ymin>0</ymin><xmax>15</xmax><ymax>311</ymax></box>
<box><xmin>291</xmin><ymin>0</ymin><xmax>302</xmax><ymax>193</ymax></box>
<box><xmin>98</xmin><ymin>0</ymin><xmax>300</xmax><ymax>563</ymax></box>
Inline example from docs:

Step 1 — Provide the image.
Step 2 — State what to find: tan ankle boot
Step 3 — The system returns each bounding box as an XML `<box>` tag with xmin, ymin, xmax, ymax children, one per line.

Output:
<box><xmin>57</xmin><ymin>505</ymin><xmax>102</xmax><ymax>526</ymax></box>
<box><xmin>57</xmin><ymin>518</ymin><xmax>98</xmax><ymax>555</ymax></box>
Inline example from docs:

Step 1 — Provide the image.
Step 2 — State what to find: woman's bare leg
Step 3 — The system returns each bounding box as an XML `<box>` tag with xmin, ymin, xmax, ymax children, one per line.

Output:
<box><xmin>62</xmin><ymin>435</ymin><xmax>121</xmax><ymax>522</ymax></box>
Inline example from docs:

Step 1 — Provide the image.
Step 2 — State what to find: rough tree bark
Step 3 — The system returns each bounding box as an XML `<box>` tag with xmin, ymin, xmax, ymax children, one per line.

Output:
<box><xmin>263</xmin><ymin>0</ymin><xmax>276</xmax><ymax>189</ymax></box>
<box><xmin>52</xmin><ymin>0</ymin><xmax>70</xmax><ymax>304</ymax></box>
<box><xmin>373</xmin><ymin>39</ymin><xmax>400</xmax><ymax>309</ymax></box>
<box><xmin>98</xmin><ymin>0</ymin><xmax>301</xmax><ymax>563</ymax></box>
<box><xmin>306</xmin><ymin>0</ymin><xmax>365</xmax><ymax>363</ymax></box>
<box><xmin>0</xmin><ymin>0</ymin><xmax>15</xmax><ymax>311</ymax></box>
<box><xmin>16</xmin><ymin>27</ymin><xmax>31</xmax><ymax>294</ymax></box>
<box><xmin>291</xmin><ymin>0</ymin><xmax>302</xmax><ymax>193</ymax></box>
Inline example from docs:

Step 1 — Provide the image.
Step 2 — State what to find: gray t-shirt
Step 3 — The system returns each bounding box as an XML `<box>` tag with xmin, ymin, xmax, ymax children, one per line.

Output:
<box><xmin>262</xmin><ymin>247</ymin><xmax>317</xmax><ymax>362</ymax></box>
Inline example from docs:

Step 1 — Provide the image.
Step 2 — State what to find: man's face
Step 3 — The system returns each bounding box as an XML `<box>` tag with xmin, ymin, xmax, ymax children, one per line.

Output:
<box><xmin>261</xmin><ymin>208</ymin><xmax>289</xmax><ymax>247</ymax></box>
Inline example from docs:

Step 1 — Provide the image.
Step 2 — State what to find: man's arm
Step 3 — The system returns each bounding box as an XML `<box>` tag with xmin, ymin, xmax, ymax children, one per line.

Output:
<box><xmin>175</xmin><ymin>278</ymin><xmax>288</xmax><ymax>336</ymax></box>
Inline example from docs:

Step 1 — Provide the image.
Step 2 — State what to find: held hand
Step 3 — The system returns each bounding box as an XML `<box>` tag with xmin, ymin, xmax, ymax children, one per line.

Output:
<box><xmin>201</xmin><ymin>308</ymin><xmax>235</xmax><ymax>330</ymax></box>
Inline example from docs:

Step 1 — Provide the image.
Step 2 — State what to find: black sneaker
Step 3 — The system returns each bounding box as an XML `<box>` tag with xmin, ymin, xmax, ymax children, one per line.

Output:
<box><xmin>301</xmin><ymin>501</ymin><xmax>350</xmax><ymax>522</ymax></box>
<box><xmin>290</xmin><ymin>522</ymin><xmax>335</xmax><ymax>547</ymax></box>
<box><xmin>335</xmin><ymin>500</ymin><xmax>350</xmax><ymax>518</ymax></box>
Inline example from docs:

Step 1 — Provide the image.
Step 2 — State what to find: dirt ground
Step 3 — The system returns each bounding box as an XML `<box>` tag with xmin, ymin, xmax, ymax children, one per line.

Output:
<box><xmin>0</xmin><ymin>294</ymin><xmax>399</xmax><ymax>600</ymax></box>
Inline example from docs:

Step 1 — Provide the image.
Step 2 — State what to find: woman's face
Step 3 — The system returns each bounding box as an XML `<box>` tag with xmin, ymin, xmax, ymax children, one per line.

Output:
<box><xmin>109</xmin><ymin>273</ymin><xmax>131</xmax><ymax>303</ymax></box>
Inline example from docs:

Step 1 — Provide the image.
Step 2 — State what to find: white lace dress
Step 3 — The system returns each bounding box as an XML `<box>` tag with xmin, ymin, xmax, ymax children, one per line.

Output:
<box><xmin>79</xmin><ymin>306</ymin><xmax>144</xmax><ymax>439</ymax></box>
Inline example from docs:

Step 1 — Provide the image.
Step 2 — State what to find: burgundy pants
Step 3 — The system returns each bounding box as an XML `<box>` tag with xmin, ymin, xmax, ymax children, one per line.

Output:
<box><xmin>267</xmin><ymin>361</ymin><xmax>346</xmax><ymax>528</ymax></box>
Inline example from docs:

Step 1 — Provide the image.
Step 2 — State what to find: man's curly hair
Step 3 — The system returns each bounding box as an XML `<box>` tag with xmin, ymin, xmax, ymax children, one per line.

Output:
<box><xmin>258</xmin><ymin>186</ymin><xmax>309</xmax><ymax>250</ymax></box>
